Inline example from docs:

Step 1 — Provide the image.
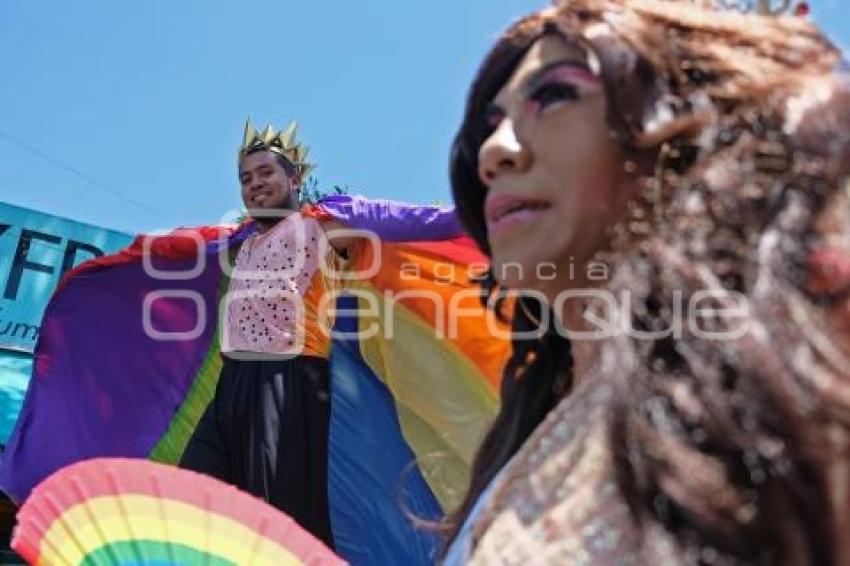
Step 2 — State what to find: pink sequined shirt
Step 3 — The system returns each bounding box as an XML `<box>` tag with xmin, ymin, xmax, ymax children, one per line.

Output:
<box><xmin>221</xmin><ymin>215</ymin><xmax>334</xmax><ymax>357</ymax></box>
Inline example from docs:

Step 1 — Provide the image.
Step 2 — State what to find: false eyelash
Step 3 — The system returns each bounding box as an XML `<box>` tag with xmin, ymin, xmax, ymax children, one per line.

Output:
<box><xmin>528</xmin><ymin>82</ymin><xmax>580</xmax><ymax>109</ymax></box>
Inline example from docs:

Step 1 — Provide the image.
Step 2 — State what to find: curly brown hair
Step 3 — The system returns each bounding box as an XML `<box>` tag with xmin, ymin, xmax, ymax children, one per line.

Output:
<box><xmin>448</xmin><ymin>1</ymin><xmax>850</xmax><ymax>562</ymax></box>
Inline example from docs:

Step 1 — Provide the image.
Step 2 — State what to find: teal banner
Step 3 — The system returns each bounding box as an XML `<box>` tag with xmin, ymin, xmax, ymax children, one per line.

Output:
<box><xmin>0</xmin><ymin>351</ymin><xmax>32</xmax><ymax>446</ymax></box>
<box><xmin>0</xmin><ymin>202</ymin><xmax>132</xmax><ymax>353</ymax></box>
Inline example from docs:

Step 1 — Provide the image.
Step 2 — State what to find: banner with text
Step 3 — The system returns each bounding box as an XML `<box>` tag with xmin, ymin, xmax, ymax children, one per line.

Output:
<box><xmin>0</xmin><ymin>202</ymin><xmax>132</xmax><ymax>353</ymax></box>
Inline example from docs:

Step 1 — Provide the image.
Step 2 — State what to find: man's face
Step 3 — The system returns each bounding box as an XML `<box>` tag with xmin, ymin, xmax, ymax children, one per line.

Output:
<box><xmin>239</xmin><ymin>151</ymin><xmax>300</xmax><ymax>212</ymax></box>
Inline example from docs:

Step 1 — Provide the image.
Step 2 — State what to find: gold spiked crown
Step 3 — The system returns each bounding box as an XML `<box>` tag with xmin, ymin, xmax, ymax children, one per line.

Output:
<box><xmin>238</xmin><ymin>119</ymin><xmax>315</xmax><ymax>178</ymax></box>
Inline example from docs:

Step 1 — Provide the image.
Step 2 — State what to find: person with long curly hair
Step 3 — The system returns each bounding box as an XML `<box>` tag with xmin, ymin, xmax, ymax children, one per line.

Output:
<box><xmin>444</xmin><ymin>1</ymin><xmax>850</xmax><ymax>563</ymax></box>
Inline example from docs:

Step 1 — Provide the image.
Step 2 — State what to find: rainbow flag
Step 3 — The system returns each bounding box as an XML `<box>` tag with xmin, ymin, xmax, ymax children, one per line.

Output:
<box><xmin>0</xmin><ymin>196</ymin><xmax>510</xmax><ymax>564</ymax></box>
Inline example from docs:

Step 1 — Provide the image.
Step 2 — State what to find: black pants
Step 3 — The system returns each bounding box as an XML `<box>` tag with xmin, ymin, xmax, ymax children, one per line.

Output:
<box><xmin>180</xmin><ymin>355</ymin><xmax>333</xmax><ymax>548</ymax></box>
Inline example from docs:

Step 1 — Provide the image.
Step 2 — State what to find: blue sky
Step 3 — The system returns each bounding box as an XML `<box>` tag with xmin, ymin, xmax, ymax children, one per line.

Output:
<box><xmin>1</xmin><ymin>1</ymin><xmax>848</xmax><ymax>235</ymax></box>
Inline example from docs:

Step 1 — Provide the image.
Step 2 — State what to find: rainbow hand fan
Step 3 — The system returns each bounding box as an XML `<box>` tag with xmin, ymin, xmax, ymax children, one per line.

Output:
<box><xmin>12</xmin><ymin>458</ymin><xmax>345</xmax><ymax>566</ymax></box>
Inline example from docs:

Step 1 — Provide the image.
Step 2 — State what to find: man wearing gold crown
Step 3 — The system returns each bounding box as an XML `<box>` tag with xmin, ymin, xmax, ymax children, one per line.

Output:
<box><xmin>180</xmin><ymin>121</ymin><xmax>339</xmax><ymax>547</ymax></box>
<box><xmin>0</xmin><ymin>116</ymin><xmax>507</xmax><ymax>562</ymax></box>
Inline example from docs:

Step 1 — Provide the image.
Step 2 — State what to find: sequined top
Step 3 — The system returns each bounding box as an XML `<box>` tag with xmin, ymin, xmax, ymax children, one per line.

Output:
<box><xmin>446</xmin><ymin>379</ymin><xmax>684</xmax><ymax>565</ymax></box>
<box><xmin>222</xmin><ymin>214</ymin><xmax>338</xmax><ymax>358</ymax></box>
